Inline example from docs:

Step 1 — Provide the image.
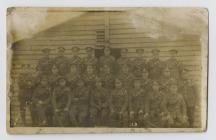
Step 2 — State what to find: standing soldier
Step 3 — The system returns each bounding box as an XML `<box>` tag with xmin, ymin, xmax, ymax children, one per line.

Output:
<box><xmin>47</xmin><ymin>64</ymin><xmax>61</xmax><ymax>126</ymax></box>
<box><xmin>69</xmin><ymin>80</ymin><xmax>89</xmax><ymax>126</ymax></box>
<box><xmin>117</xmin><ymin>64</ymin><xmax>135</xmax><ymax>90</ymax></box>
<box><xmin>132</xmin><ymin>48</ymin><xmax>146</xmax><ymax>78</ymax></box>
<box><xmin>52</xmin><ymin>47</ymin><xmax>69</xmax><ymax>76</ymax></box>
<box><xmin>100</xmin><ymin>64</ymin><xmax>115</xmax><ymax>91</ymax></box>
<box><xmin>140</xmin><ymin>68</ymin><xmax>152</xmax><ymax>94</ymax></box>
<box><xmin>116</xmin><ymin>48</ymin><xmax>130</xmax><ymax>74</ymax></box>
<box><xmin>66</xmin><ymin>64</ymin><xmax>82</xmax><ymax>90</ymax></box>
<box><xmin>83</xmin><ymin>47</ymin><xmax>98</xmax><ymax>72</ymax></box>
<box><xmin>147</xmin><ymin>49</ymin><xmax>164</xmax><ymax>81</ymax></box>
<box><xmin>52</xmin><ymin>77</ymin><xmax>71</xmax><ymax>127</ymax></box>
<box><xmin>32</xmin><ymin>76</ymin><xmax>51</xmax><ymax>126</ymax></box>
<box><xmin>163</xmin><ymin>83</ymin><xmax>188</xmax><ymax>127</ymax></box>
<box><xmin>159</xmin><ymin>67</ymin><xmax>176</xmax><ymax>94</ymax></box>
<box><xmin>128</xmin><ymin>79</ymin><xmax>145</xmax><ymax>127</ymax></box>
<box><xmin>36</xmin><ymin>48</ymin><xmax>52</xmax><ymax>75</ymax></box>
<box><xmin>17</xmin><ymin>64</ymin><xmax>35</xmax><ymax>126</ymax></box>
<box><xmin>89</xmin><ymin>78</ymin><xmax>110</xmax><ymax>126</ymax></box>
<box><xmin>99</xmin><ymin>46</ymin><xmax>116</xmax><ymax>73</ymax></box>
<box><xmin>178</xmin><ymin>69</ymin><xmax>198</xmax><ymax>127</ymax></box>
<box><xmin>109</xmin><ymin>78</ymin><xmax>129</xmax><ymax>127</ymax></box>
<box><xmin>70</xmin><ymin>47</ymin><xmax>83</xmax><ymax>73</ymax></box>
<box><xmin>165</xmin><ymin>49</ymin><xmax>184</xmax><ymax>80</ymax></box>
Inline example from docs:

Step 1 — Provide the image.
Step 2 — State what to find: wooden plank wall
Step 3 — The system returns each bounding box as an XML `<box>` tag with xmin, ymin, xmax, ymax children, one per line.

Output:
<box><xmin>10</xmin><ymin>11</ymin><xmax>202</xmax><ymax>127</ymax></box>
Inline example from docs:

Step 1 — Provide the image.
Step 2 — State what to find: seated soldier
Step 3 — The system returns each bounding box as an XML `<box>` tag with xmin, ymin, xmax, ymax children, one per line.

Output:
<box><xmin>109</xmin><ymin>78</ymin><xmax>129</xmax><ymax>127</ymax></box>
<box><xmin>32</xmin><ymin>76</ymin><xmax>51</xmax><ymax>126</ymax></box>
<box><xmin>144</xmin><ymin>81</ymin><xmax>166</xmax><ymax>128</ymax></box>
<box><xmin>89</xmin><ymin>78</ymin><xmax>110</xmax><ymax>126</ymax></box>
<box><xmin>52</xmin><ymin>77</ymin><xmax>71</xmax><ymax>127</ymax></box>
<box><xmin>83</xmin><ymin>65</ymin><xmax>97</xmax><ymax>89</ymax></box>
<box><xmin>69</xmin><ymin>79</ymin><xmax>89</xmax><ymax>127</ymax></box>
<box><xmin>163</xmin><ymin>83</ymin><xmax>189</xmax><ymax>128</ymax></box>
<box><xmin>66</xmin><ymin>64</ymin><xmax>81</xmax><ymax>90</ymax></box>
<box><xmin>100</xmin><ymin>64</ymin><xmax>115</xmax><ymax>91</ymax></box>
<box><xmin>128</xmin><ymin>79</ymin><xmax>145</xmax><ymax>127</ymax></box>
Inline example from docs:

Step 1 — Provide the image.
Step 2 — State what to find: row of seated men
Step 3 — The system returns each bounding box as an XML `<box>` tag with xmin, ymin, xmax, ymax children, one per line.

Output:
<box><xmin>16</xmin><ymin>46</ymin><xmax>198</xmax><ymax>128</ymax></box>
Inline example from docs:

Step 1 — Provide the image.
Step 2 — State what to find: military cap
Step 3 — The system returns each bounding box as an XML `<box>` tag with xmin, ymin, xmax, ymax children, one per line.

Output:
<box><xmin>151</xmin><ymin>49</ymin><xmax>160</xmax><ymax>54</ymax></box>
<box><xmin>104</xmin><ymin>46</ymin><xmax>111</xmax><ymax>51</ymax></box>
<box><xmin>121</xmin><ymin>48</ymin><xmax>128</xmax><ymax>53</ymax></box>
<box><xmin>169</xmin><ymin>49</ymin><xmax>178</xmax><ymax>53</ymax></box>
<box><xmin>136</xmin><ymin>48</ymin><xmax>144</xmax><ymax>53</ymax></box>
<box><xmin>58</xmin><ymin>47</ymin><xmax>65</xmax><ymax>52</ymax></box>
<box><xmin>41</xmin><ymin>48</ymin><xmax>51</xmax><ymax>54</ymax></box>
<box><xmin>86</xmin><ymin>47</ymin><xmax>94</xmax><ymax>52</ymax></box>
<box><xmin>71</xmin><ymin>47</ymin><xmax>80</xmax><ymax>52</ymax></box>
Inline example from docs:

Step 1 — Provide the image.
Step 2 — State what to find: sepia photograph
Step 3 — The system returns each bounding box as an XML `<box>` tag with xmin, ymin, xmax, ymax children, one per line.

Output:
<box><xmin>6</xmin><ymin>7</ymin><xmax>208</xmax><ymax>134</ymax></box>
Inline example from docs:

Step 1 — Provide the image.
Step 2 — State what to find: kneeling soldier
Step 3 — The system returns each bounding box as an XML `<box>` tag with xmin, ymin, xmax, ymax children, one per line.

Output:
<box><xmin>52</xmin><ymin>77</ymin><xmax>71</xmax><ymax>127</ymax></box>
<box><xmin>109</xmin><ymin>78</ymin><xmax>129</xmax><ymax>127</ymax></box>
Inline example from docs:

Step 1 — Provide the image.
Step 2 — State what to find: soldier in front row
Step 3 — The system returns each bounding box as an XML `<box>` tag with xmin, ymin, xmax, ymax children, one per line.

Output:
<box><xmin>163</xmin><ymin>83</ymin><xmax>188</xmax><ymax>127</ymax></box>
<box><xmin>89</xmin><ymin>78</ymin><xmax>110</xmax><ymax>126</ymax></box>
<box><xmin>100</xmin><ymin>64</ymin><xmax>115</xmax><ymax>91</ymax></box>
<box><xmin>109</xmin><ymin>79</ymin><xmax>129</xmax><ymax>127</ymax></box>
<box><xmin>17</xmin><ymin>64</ymin><xmax>35</xmax><ymax>126</ymax></box>
<box><xmin>69</xmin><ymin>79</ymin><xmax>90</xmax><ymax>126</ymax></box>
<box><xmin>128</xmin><ymin>79</ymin><xmax>146</xmax><ymax>127</ymax></box>
<box><xmin>32</xmin><ymin>76</ymin><xmax>51</xmax><ymax>126</ymax></box>
<box><xmin>52</xmin><ymin>77</ymin><xmax>71</xmax><ymax>127</ymax></box>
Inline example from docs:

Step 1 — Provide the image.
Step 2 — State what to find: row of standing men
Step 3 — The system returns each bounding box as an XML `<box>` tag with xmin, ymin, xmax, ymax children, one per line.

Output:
<box><xmin>16</xmin><ymin>46</ymin><xmax>198</xmax><ymax>128</ymax></box>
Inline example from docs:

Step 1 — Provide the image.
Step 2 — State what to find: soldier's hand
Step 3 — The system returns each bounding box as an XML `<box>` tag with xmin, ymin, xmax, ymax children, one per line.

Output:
<box><xmin>38</xmin><ymin>100</ymin><xmax>43</xmax><ymax>104</ymax></box>
<box><xmin>55</xmin><ymin>109</ymin><xmax>59</xmax><ymax>112</ymax></box>
<box><xmin>143</xmin><ymin>113</ymin><xmax>149</xmax><ymax>119</ymax></box>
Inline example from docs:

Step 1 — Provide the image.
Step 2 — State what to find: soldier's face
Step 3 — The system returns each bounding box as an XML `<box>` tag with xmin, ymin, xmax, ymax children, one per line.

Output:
<box><xmin>152</xmin><ymin>83</ymin><xmax>159</xmax><ymax>91</ymax></box>
<box><xmin>152</xmin><ymin>53</ymin><xmax>159</xmax><ymax>59</ymax></box>
<box><xmin>104</xmin><ymin>49</ymin><xmax>111</xmax><ymax>56</ymax></box>
<box><xmin>164</xmin><ymin>68</ymin><xmax>170</xmax><ymax>77</ymax></box>
<box><xmin>59</xmin><ymin>80</ymin><xmax>66</xmax><ymax>87</ymax></box>
<box><xmin>96</xmin><ymin>81</ymin><xmax>102</xmax><ymax>88</ymax></box>
<box><xmin>41</xmin><ymin>80</ymin><xmax>48</xmax><ymax>86</ymax></box>
<box><xmin>170</xmin><ymin>85</ymin><xmax>178</xmax><ymax>93</ymax></box>
<box><xmin>58</xmin><ymin>51</ymin><xmax>64</xmax><ymax>56</ymax></box>
<box><xmin>134</xmin><ymin>81</ymin><xmax>141</xmax><ymax>88</ymax></box>
<box><xmin>104</xmin><ymin>66</ymin><xmax>110</xmax><ymax>73</ymax></box>
<box><xmin>122</xmin><ymin>66</ymin><xmax>129</xmax><ymax>73</ymax></box>
<box><xmin>170</xmin><ymin>52</ymin><xmax>177</xmax><ymax>58</ymax></box>
<box><xmin>70</xmin><ymin>65</ymin><xmax>77</xmax><ymax>73</ymax></box>
<box><xmin>87</xmin><ymin>66</ymin><xmax>94</xmax><ymax>74</ymax></box>
<box><xmin>115</xmin><ymin>80</ymin><xmax>122</xmax><ymax>88</ymax></box>
<box><xmin>121</xmin><ymin>52</ymin><xmax>126</xmax><ymax>57</ymax></box>
<box><xmin>52</xmin><ymin>66</ymin><xmax>59</xmax><ymax>74</ymax></box>
<box><xmin>142</xmin><ymin>71</ymin><xmax>148</xmax><ymax>78</ymax></box>
<box><xmin>78</xmin><ymin>81</ymin><xmax>84</xmax><ymax>87</ymax></box>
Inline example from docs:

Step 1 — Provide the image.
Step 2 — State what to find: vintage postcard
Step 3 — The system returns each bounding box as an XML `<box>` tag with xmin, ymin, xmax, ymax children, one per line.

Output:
<box><xmin>7</xmin><ymin>7</ymin><xmax>208</xmax><ymax>134</ymax></box>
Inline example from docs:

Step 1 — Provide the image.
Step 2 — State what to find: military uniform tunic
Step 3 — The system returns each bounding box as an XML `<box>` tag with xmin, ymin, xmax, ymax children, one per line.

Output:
<box><xmin>32</xmin><ymin>85</ymin><xmax>51</xmax><ymax>126</ymax></box>
<box><xmin>165</xmin><ymin>58</ymin><xmax>184</xmax><ymax>80</ymax></box>
<box><xmin>52</xmin><ymin>86</ymin><xmax>71</xmax><ymax>126</ymax></box>
<box><xmin>90</xmin><ymin>87</ymin><xmax>110</xmax><ymax>126</ymax></box>
<box><xmin>37</xmin><ymin>56</ymin><xmax>52</xmax><ymax>75</ymax></box>
<box><xmin>147</xmin><ymin>58</ymin><xmax>164</xmax><ymax>81</ymax></box>
<box><xmin>52</xmin><ymin>55</ymin><xmax>69</xmax><ymax>76</ymax></box>
<box><xmin>132</xmin><ymin>58</ymin><xmax>146</xmax><ymax>78</ymax></box>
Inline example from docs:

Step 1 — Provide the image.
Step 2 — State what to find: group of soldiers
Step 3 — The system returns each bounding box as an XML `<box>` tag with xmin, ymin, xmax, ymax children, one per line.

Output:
<box><xmin>16</xmin><ymin>46</ymin><xmax>198</xmax><ymax>128</ymax></box>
